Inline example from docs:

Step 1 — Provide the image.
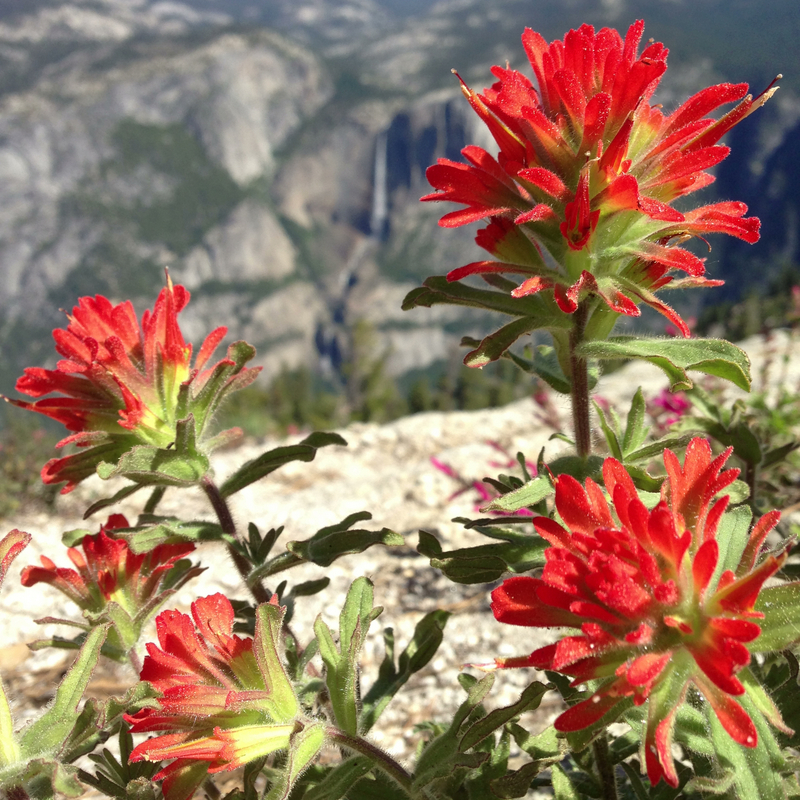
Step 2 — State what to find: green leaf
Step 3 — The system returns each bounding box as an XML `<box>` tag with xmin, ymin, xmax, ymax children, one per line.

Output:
<box><xmin>19</xmin><ymin>624</ymin><xmax>109</xmax><ymax>758</ymax></box>
<box><xmin>253</xmin><ymin>602</ymin><xmax>299</xmax><ymax>722</ymax></box>
<box><xmin>402</xmin><ymin>275</ymin><xmax>564</xmax><ymax>321</ymax></box>
<box><xmin>460</xmin><ymin>681</ymin><xmax>550</xmax><ymax>751</ymax></box>
<box><xmin>578</xmin><ymin>337</ymin><xmax>751</xmax><ymax>391</ymax></box>
<box><xmin>301</xmin><ymin>757</ymin><xmax>373</xmax><ymax>800</ymax></box>
<box><xmin>97</xmin><ymin>444</ymin><xmax>209</xmax><ymax>487</ymax></box>
<box><xmin>490</xmin><ymin>761</ymin><xmax>544</xmax><ymax>799</ymax></box>
<box><xmin>594</xmin><ymin>400</ymin><xmax>623</xmax><ymax>461</ymax></box>
<box><xmin>552</xmin><ymin>763</ymin><xmax>581</xmax><ymax>800</ymax></box>
<box><xmin>264</xmin><ymin>723</ymin><xmax>326</xmax><ymax>800</ymax></box>
<box><xmin>508</xmin><ymin>723</ymin><xmax>564</xmax><ymax>765</ymax></box>
<box><xmin>622</xmin><ymin>388</ymin><xmax>648</xmax><ymax>455</ymax></box>
<box><xmin>624</xmin><ymin>432</ymin><xmax>695</xmax><ymax>465</ymax></box>
<box><xmin>118</xmin><ymin>519</ymin><xmax>227</xmax><ymax>553</ymax></box>
<box><xmin>360</xmin><ymin>610</ymin><xmax>451</xmax><ymax>733</ymax></box>
<box><xmin>711</xmin><ymin>505</ymin><xmax>753</xmax><ymax>591</ymax></box>
<box><xmin>706</xmin><ymin>689</ymin><xmax>787</xmax><ymax>800</ymax></box>
<box><xmin>288</xmin><ymin>512</ymin><xmax>403</xmax><ymax>567</ymax></box>
<box><xmin>82</xmin><ymin>484</ymin><xmax>147</xmax><ymax>519</ymax></box>
<box><xmin>418</xmin><ymin>529</ymin><xmax>546</xmax><ymax>584</ymax></box>
<box><xmin>314</xmin><ymin>578</ymin><xmax>380</xmax><ymax>736</ymax></box>
<box><xmin>220</xmin><ymin>432</ymin><xmax>346</xmax><ymax>497</ymax></box>
<box><xmin>463</xmin><ymin>317</ymin><xmax>544</xmax><ymax>368</ymax></box>
<box><xmin>687</xmin><ymin>416</ymin><xmax>763</xmax><ymax>466</ymax></box>
<box><xmin>412</xmin><ymin>675</ymin><xmax>495</xmax><ymax>791</ymax></box>
<box><xmin>481</xmin><ymin>476</ymin><xmax>554</xmax><ymax>513</ymax></box>
<box><xmin>754</xmin><ymin>583</ymin><xmax>800</xmax><ymax>652</ymax></box>
<box><xmin>547</xmin><ymin>454</ymin><xmax>604</xmax><ymax>482</ymax></box>
<box><xmin>504</xmin><ymin>344</ymin><xmax>599</xmax><ymax>394</ymax></box>
<box><xmin>61</xmin><ymin>528</ymin><xmax>92</xmax><ymax>547</ymax></box>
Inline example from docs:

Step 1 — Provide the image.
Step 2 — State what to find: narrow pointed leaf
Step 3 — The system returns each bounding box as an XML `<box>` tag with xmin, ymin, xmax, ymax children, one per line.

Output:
<box><xmin>301</xmin><ymin>757</ymin><xmax>373</xmax><ymax>800</ymax></box>
<box><xmin>622</xmin><ymin>388</ymin><xmax>648</xmax><ymax>455</ymax></box>
<box><xmin>220</xmin><ymin>432</ymin><xmax>346</xmax><ymax>497</ymax></box>
<box><xmin>463</xmin><ymin>317</ymin><xmax>543</xmax><ymax>368</ymax></box>
<box><xmin>19</xmin><ymin>623</ymin><xmax>109</xmax><ymax>757</ymax></box>
<box><xmin>481</xmin><ymin>476</ymin><xmax>554</xmax><ymax>513</ymax></box>
<box><xmin>360</xmin><ymin>610</ymin><xmax>451</xmax><ymax>733</ymax></box>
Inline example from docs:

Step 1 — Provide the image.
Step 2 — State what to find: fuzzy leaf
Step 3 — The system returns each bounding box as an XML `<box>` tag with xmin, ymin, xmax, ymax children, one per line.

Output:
<box><xmin>710</xmin><ymin>506</ymin><xmax>753</xmax><ymax>591</ymax></box>
<box><xmin>19</xmin><ymin>624</ymin><xmax>108</xmax><ymax>757</ymax></box>
<box><xmin>481</xmin><ymin>476</ymin><xmax>554</xmax><ymax>513</ymax></box>
<box><xmin>301</xmin><ymin>757</ymin><xmax>373</xmax><ymax>800</ymax></box>
<box><xmin>220</xmin><ymin>432</ymin><xmax>346</xmax><ymax>497</ymax></box>
<box><xmin>118</xmin><ymin>519</ymin><xmax>227</xmax><ymax>553</ymax></box>
<box><xmin>253</xmin><ymin>602</ymin><xmax>298</xmax><ymax>722</ymax></box>
<box><xmin>402</xmin><ymin>275</ymin><xmax>565</xmax><ymax>320</ymax></box>
<box><xmin>83</xmin><ymin>485</ymin><xmax>147</xmax><ymax>519</ymax></box>
<box><xmin>288</xmin><ymin>512</ymin><xmax>403</xmax><ymax>567</ymax></box>
<box><xmin>97</xmin><ymin>445</ymin><xmax>209</xmax><ymax>487</ymax></box>
<box><xmin>621</xmin><ymin>388</ymin><xmax>647</xmax><ymax>454</ymax></box>
<box><xmin>418</xmin><ymin>529</ymin><xmax>546</xmax><ymax>584</ymax></box>
<box><xmin>264</xmin><ymin>723</ymin><xmax>326</xmax><ymax>800</ymax></box>
<box><xmin>462</xmin><ymin>317</ymin><xmax>544</xmax><ymax>368</ymax></box>
<box><xmin>412</xmin><ymin>675</ymin><xmax>494</xmax><ymax>791</ymax></box>
<box><xmin>360</xmin><ymin>610</ymin><xmax>451</xmax><ymax>733</ymax></box>
<box><xmin>314</xmin><ymin>578</ymin><xmax>380</xmax><ymax>736</ymax></box>
<box><xmin>578</xmin><ymin>337</ymin><xmax>751</xmax><ymax>391</ymax></box>
<box><xmin>460</xmin><ymin>681</ymin><xmax>550</xmax><ymax>751</ymax></box>
<box><xmin>754</xmin><ymin>583</ymin><xmax>800</xmax><ymax>652</ymax></box>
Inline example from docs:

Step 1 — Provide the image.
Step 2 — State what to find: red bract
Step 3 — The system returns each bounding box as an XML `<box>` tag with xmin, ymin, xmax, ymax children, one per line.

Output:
<box><xmin>20</xmin><ymin>514</ymin><xmax>199</xmax><ymax>617</ymax></box>
<box><xmin>126</xmin><ymin>594</ymin><xmax>301</xmax><ymax>800</ymax></box>
<box><xmin>423</xmin><ymin>21</ymin><xmax>777</xmax><ymax>334</ymax></box>
<box><xmin>491</xmin><ymin>439</ymin><xmax>790</xmax><ymax>787</ymax></box>
<box><xmin>8</xmin><ymin>277</ymin><xmax>260</xmax><ymax>492</ymax></box>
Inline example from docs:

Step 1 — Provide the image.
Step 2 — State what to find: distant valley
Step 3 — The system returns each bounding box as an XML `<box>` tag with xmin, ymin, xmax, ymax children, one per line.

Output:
<box><xmin>0</xmin><ymin>0</ymin><xmax>797</xmax><ymax>400</ymax></box>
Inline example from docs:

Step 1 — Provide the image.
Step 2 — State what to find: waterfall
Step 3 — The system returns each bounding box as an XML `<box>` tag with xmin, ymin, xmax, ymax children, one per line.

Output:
<box><xmin>370</xmin><ymin>132</ymin><xmax>388</xmax><ymax>240</ymax></box>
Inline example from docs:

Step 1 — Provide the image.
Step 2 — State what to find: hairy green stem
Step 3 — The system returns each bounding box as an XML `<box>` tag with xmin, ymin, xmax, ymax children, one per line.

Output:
<box><xmin>593</xmin><ymin>734</ymin><xmax>619</xmax><ymax>800</ymax></box>
<box><xmin>570</xmin><ymin>301</ymin><xmax>592</xmax><ymax>458</ymax></box>
<box><xmin>326</xmin><ymin>727</ymin><xmax>414</xmax><ymax>794</ymax></box>
<box><xmin>128</xmin><ymin>647</ymin><xmax>142</xmax><ymax>675</ymax></box>
<box><xmin>201</xmin><ymin>476</ymin><xmax>270</xmax><ymax>605</ymax></box>
<box><xmin>143</xmin><ymin>485</ymin><xmax>167</xmax><ymax>516</ymax></box>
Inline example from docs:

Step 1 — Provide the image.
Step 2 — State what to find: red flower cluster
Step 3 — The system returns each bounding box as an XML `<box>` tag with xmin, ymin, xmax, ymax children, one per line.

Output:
<box><xmin>423</xmin><ymin>22</ymin><xmax>777</xmax><ymax>333</ymax></box>
<box><xmin>491</xmin><ymin>439</ymin><xmax>790</xmax><ymax>786</ymax></box>
<box><xmin>126</xmin><ymin>594</ymin><xmax>303</xmax><ymax>800</ymax></box>
<box><xmin>10</xmin><ymin>278</ymin><xmax>260</xmax><ymax>492</ymax></box>
<box><xmin>21</xmin><ymin>514</ymin><xmax>198</xmax><ymax>617</ymax></box>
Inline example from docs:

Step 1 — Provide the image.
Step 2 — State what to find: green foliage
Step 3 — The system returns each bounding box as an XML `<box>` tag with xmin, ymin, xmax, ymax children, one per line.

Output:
<box><xmin>0</xmin><ymin>415</ymin><xmax>59</xmax><ymax>516</ymax></box>
<box><xmin>109</xmin><ymin>119</ymin><xmax>244</xmax><ymax>255</ymax></box>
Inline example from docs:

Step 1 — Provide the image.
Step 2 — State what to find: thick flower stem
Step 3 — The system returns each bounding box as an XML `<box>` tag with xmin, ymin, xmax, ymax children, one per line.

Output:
<box><xmin>570</xmin><ymin>301</ymin><xmax>592</xmax><ymax>458</ymax></box>
<box><xmin>592</xmin><ymin>735</ymin><xmax>619</xmax><ymax>800</ymax></box>
<box><xmin>326</xmin><ymin>727</ymin><xmax>415</xmax><ymax>795</ymax></box>
<box><xmin>201</xmin><ymin>476</ymin><xmax>271</xmax><ymax>605</ymax></box>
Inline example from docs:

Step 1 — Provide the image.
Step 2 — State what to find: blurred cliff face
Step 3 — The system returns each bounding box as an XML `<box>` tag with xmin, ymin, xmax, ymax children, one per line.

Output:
<box><xmin>0</xmin><ymin>0</ymin><xmax>797</xmax><ymax>395</ymax></box>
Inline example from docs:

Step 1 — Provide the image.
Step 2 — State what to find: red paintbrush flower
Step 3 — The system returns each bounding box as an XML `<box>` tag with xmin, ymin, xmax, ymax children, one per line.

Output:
<box><xmin>490</xmin><ymin>438</ymin><xmax>791</xmax><ymax>787</ymax></box>
<box><xmin>20</xmin><ymin>514</ymin><xmax>202</xmax><ymax>660</ymax></box>
<box><xmin>21</xmin><ymin>514</ymin><xmax>199</xmax><ymax>616</ymax></box>
<box><xmin>125</xmin><ymin>594</ymin><xmax>311</xmax><ymax>800</ymax></box>
<box><xmin>8</xmin><ymin>277</ymin><xmax>260</xmax><ymax>492</ymax></box>
<box><xmin>423</xmin><ymin>21</ymin><xmax>777</xmax><ymax>335</ymax></box>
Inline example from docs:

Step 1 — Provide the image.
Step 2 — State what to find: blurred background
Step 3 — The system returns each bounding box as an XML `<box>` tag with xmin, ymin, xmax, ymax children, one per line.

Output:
<box><xmin>0</xmin><ymin>0</ymin><xmax>798</xmax><ymax>442</ymax></box>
